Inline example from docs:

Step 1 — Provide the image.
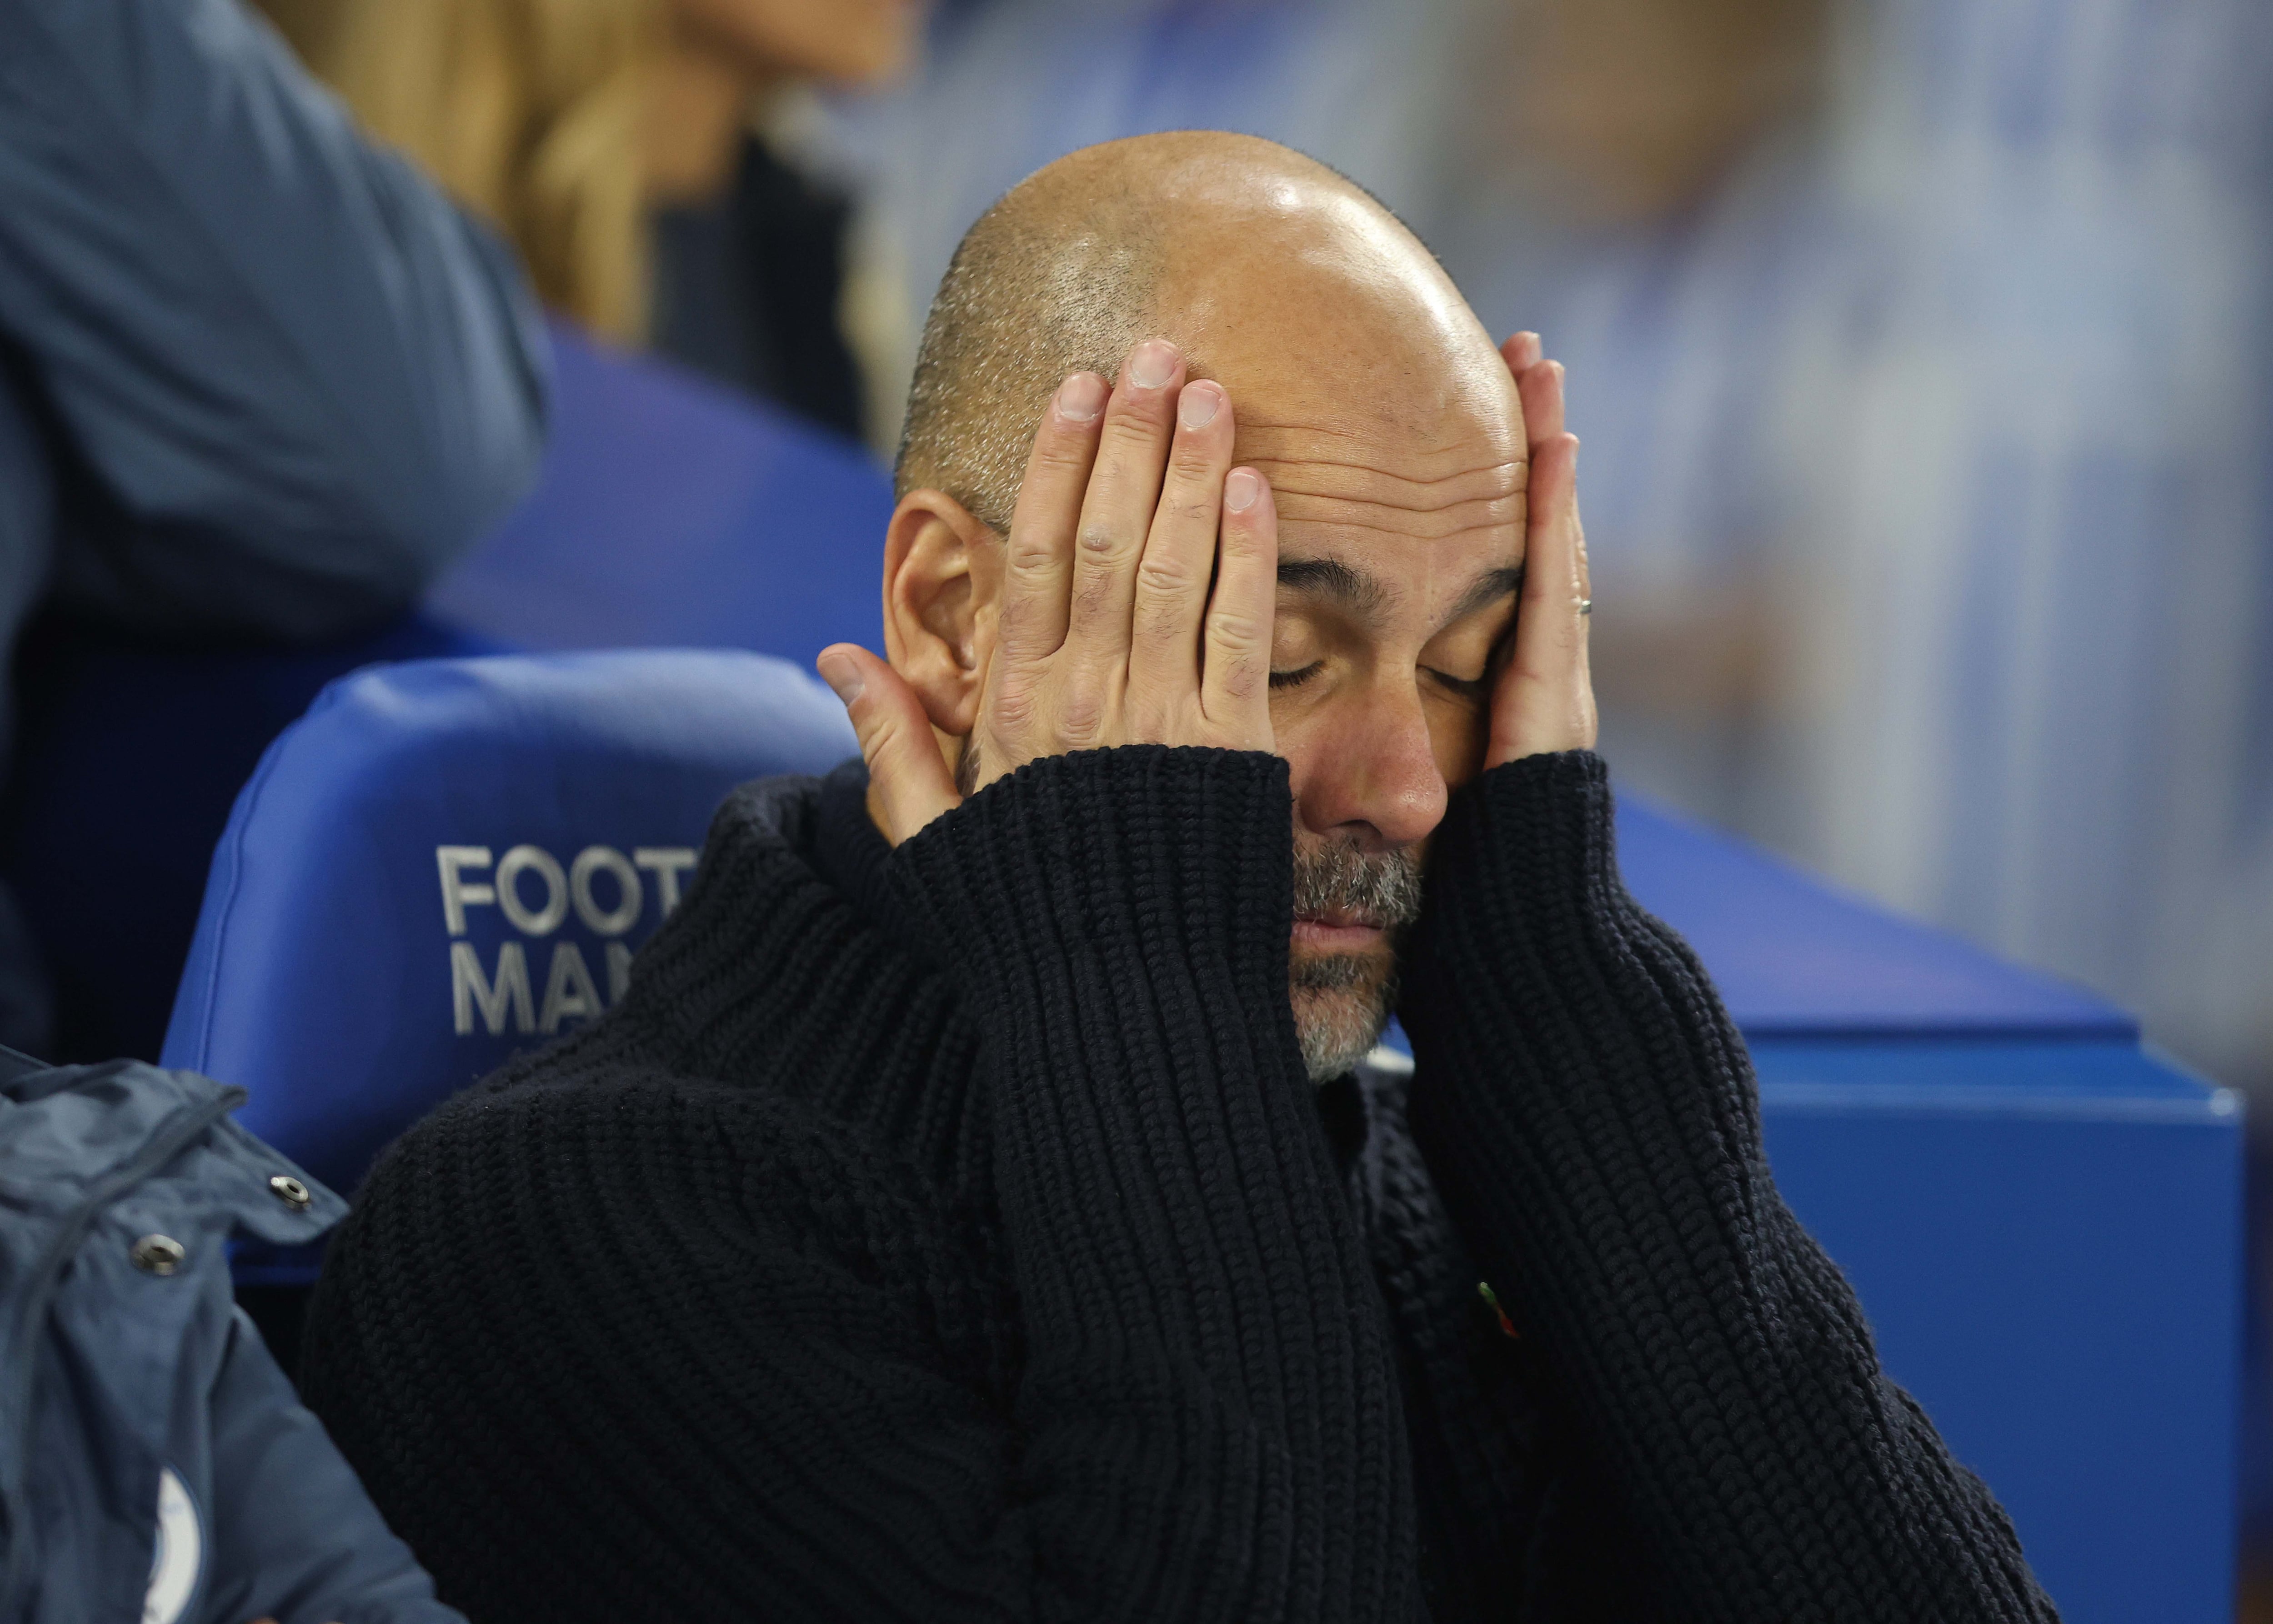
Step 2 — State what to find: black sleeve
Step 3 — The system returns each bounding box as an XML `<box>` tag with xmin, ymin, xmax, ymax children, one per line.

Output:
<box><xmin>305</xmin><ymin>747</ymin><xmax>1424</xmax><ymax>1624</ymax></box>
<box><xmin>885</xmin><ymin>746</ymin><xmax>1421</xmax><ymax>1621</ymax></box>
<box><xmin>1395</xmin><ymin>751</ymin><xmax>2059</xmax><ymax>1622</ymax></box>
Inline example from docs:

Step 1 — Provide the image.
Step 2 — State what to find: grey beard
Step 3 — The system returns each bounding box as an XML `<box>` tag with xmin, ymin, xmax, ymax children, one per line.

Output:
<box><xmin>1288</xmin><ymin>839</ymin><xmax>1422</xmax><ymax>1083</ymax></box>
<box><xmin>1291</xmin><ymin>955</ymin><xmax>1402</xmax><ymax>1083</ymax></box>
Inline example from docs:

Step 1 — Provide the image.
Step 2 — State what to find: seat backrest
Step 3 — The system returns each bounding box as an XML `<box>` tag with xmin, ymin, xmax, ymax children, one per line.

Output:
<box><xmin>1613</xmin><ymin>799</ymin><xmax>2133</xmax><ymax>1041</ymax></box>
<box><xmin>160</xmin><ymin>651</ymin><xmax>855</xmax><ymax>1231</ymax></box>
<box><xmin>423</xmin><ymin>322</ymin><xmax>892</xmax><ymax>667</ymax></box>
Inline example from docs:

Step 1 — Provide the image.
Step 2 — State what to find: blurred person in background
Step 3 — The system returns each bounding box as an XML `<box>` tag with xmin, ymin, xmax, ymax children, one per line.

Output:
<box><xmin>1768</xmin><ymin>0</ymin><xmax>2273</xmax><ymax>1106</ymax></box>
<box><xmin>260</xmin><ymin>0</ymin><xmax>927</xmax><ymax>441</ymax></box>
<box><xmin>0</xmin><ymin>0</ymin><xmax>549</xmax><ymax>1056</ymax></box>
<box><xmin>1437</xmin><ymin>0</ymin><xmax>2273</xmax><ymax>1101</ymax></box>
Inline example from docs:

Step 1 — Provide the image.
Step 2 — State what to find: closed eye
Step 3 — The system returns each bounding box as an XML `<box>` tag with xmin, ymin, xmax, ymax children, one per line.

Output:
<box><xmin>1269</xmin><ymin>662</ymin><xmax>1325</xmax><ymax>690</ymax></box>
<box><xmin>1426</xmin><ymin>667</ymin><xmax>1490</xmax><ymax>701</ymax></box>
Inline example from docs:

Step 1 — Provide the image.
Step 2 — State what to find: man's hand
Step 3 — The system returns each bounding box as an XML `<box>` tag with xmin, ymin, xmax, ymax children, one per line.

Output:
<box><xmin>819</xmin><ymin>339</ymin><xmax>1279</xmax><ymax>845</ymax></box>
<box><xmin>1485</xmin><ymin>333</ymin><xmax>1597</xmax><ymax>768</ymax></box>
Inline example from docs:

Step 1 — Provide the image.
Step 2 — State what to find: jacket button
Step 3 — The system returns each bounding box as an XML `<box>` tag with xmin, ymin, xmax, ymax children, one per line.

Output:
<box><xmin>269</xmin><ymin>1174</ymin><xmax>313</xmax><ymax>1211</ymax></box>
<box><xmin>130</xmin><ymin>1234</ymin><xmax>186</xmax><ymax>1276</ymax></box>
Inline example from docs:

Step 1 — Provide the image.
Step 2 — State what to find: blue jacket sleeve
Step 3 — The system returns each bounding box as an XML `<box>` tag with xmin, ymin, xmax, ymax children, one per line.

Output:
<box><xmin>198</xmin><ymin>1309</ymin><xmax>466</xmax><ymax>1624</ymax></box>
<box><xmin>0</xmin><ymin>0</ymin><xmax>550</xmax><ymax>640</ymax></box>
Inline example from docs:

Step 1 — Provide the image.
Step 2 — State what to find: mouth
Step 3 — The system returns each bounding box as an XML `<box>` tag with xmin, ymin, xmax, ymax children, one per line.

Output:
<box><xmin>1290</xmin><ymin>912</ymin><xmax>1388</xmax><ymax>953</ymax></box>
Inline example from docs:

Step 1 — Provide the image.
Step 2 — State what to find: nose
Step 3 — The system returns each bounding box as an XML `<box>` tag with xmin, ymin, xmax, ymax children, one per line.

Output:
<box><xmin>1287</xmin><ymin>678</ymin><xmax>1447</xmax><ymax>852</ymax></box>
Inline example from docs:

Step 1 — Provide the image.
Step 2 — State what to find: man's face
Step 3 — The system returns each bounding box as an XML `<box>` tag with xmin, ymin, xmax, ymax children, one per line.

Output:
<box><xmin>1261</xmin><ymin>425</ymin><xmax>1526</xmax><ymax>1078</ymax></box>
<box><xmin>1204</xmin><ymin>261</ymin><xmax>1529</xmax><ymax>1079</ymax></box>
<box><xmin>922</xmin><ymin>192</ymin><xmax>1528</xmax><ymax>1081</ymax></box>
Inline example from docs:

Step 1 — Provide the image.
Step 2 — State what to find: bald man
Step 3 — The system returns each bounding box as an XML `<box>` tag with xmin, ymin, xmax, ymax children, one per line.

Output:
<box><xmin>302</xmin><ymin>135</ymin><xmax>2057</xmax><ymax>1622</ymax></box>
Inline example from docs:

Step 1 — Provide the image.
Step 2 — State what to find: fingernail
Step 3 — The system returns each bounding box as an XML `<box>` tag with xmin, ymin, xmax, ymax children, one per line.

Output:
<box><xmin>1127</xmin><ymin>340</ymin><xmax>1179</xmax><ymax>391</ymax></box>
<box><xmin>816</xmin><ymin>650</ymin><xmax>864</xmax><ymax>704</ymax></box>
<box><xmin>1056</xmin><ymin>371</ymin><xmax>1106</xmax><ymax>423</ymax></box>
<box><xmin>1224</xmin><ymin>467</ymin><xmax>1262</xmax><ymax>512</ymax></box>
<box><xmin>1177</xmin><ymin>380</ymin><xmax>1222</xmax><ymax>431</ymax></box>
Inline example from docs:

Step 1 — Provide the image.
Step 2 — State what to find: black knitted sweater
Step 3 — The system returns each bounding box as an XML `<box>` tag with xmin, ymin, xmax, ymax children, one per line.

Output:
<box><xmin>301</xmin><ymin>747</ymin><xmax>2057</xmax><ymax>1622</ymax></box>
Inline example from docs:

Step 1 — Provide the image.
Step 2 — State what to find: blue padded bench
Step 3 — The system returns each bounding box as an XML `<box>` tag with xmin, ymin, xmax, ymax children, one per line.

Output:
<box><xmin>161</xmin><ymin>650</ymin><xmax>2237</xmax><ymax>1624</ymax></box>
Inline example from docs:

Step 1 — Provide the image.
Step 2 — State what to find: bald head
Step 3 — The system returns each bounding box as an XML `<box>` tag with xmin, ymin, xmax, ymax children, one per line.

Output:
<box><xmin>895</xmin><ymin>132</ymin><xmax>1518</xmax><ymax>535</ymax></box>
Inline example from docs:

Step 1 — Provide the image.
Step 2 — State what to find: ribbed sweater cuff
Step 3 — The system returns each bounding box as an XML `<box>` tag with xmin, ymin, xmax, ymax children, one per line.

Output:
<box><xmin>1398</xmin><ymin>755</ymin><xmax>2058</xmax><ymax>1619</ymax></box>
<box><xmin>883</xmin><ymin>747</ymin><xmax>1417</xmax><ymax>1615</ymax></box>
<box><xmin>883</xmin><ymin>743</ymin><xmax>1366</xmax><ymax>1368</ymax></box>
<box><xmin>887</xmin><ymin>746</ymin><xmax>1299</xmax><ymax>1050</ymax></box>
<box><xmin>1397</xmin><ymin>750</ymin><xmax>1764</xmax><ymax>1298</ymax></box>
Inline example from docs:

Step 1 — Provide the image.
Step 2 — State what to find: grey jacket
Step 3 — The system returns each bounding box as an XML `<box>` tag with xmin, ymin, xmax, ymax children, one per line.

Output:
<box><xmin>0</xmin><ymin>1050</ymin><xmax>462</xmax><ymax>1624</ymax></box>
<box><xmin>0</xmin><ymin>0</ymin><xmax>551</xmax><ymax>1051</ymax></box>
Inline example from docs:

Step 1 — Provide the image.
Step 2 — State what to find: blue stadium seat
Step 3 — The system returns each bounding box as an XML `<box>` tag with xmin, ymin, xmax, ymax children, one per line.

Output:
<box><xmin>159</xmin><ymin>650</ymin><xmax>855</xmax><ymax>1275</ymax></box>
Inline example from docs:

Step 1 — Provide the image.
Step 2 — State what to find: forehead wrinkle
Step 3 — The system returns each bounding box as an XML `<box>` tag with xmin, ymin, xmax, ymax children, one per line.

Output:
<box><xmin>1248</xmin><ymin>458</ymin><xmax>1527</xmax><ymax>513</ymax></box>
<box><xmin>1239</xmin><ymin>422</ymin><xmax>1526</xmax><ymax>483</ymax></box>
<box><xmin>1237</xmin><ymin>411</ymin><xmax>1521</xmax><ymax>454</ymax></box>
<box><xmin>1270</xmin><ymin>490</ymin><xmax>1526</xmax><ymax>543</ymax></box>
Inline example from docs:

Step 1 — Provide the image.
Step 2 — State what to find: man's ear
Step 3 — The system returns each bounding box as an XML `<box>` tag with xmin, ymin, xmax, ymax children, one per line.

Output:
<box><xmin>881</xmin><ymin>488</ymin><xmax>1001</xmax><ymax>739</ymax></box>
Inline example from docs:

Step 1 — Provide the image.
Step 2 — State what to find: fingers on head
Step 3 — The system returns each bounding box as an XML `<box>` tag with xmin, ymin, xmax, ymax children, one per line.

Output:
<box><xmin>1065</xmin><ymin>339</ymin><xmax>1187</xmax><ymax>653</ymax></box>
<box><xmin>1131</xmin><ymin>378</ymin><xmax>1236</xmax><ymax>662</ymax></box>
<box><xmin>1522</xmin><ymin>432</ymin><xmax>1589</xmax><ymax>625</ymax></box>
<box><xmin>1000</xmin><ymin>371</ymin><xmax>1111</xmax><ymax>661</ymax></box>
<box><xmin>1088</xmin><ymin>339</ymin><xmax>1185</xmax><ymax>519</ymax></box>
<box><xmin>1517</xmin><ymin>357</ymin><xmax>1566</xmax><ymax>446</ymax></box>
<box><xmin>1201</xmin><ymin>466</ymin><xmax>1277</xmax><ymax>731</ymax></box>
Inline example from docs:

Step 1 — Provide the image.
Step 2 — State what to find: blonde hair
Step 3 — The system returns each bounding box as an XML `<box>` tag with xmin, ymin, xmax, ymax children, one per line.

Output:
<box><xmin>274</xmin><ymin>0</ymin><xmax>659</xmax><ymax>341</ymax></box>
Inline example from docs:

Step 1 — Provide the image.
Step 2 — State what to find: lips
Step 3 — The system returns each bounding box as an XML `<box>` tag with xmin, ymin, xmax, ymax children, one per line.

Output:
<box><xmin>1291</xmin><ymin>914</ymin><xmax>1388</xmax><ymax>951</ymax></box>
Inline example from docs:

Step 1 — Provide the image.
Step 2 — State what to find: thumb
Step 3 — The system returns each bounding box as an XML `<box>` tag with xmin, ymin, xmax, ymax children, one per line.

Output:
<box><xmin>816</xmin><ymin>644</ymin><xmax>961</xmax><ymax>844</ymax></box>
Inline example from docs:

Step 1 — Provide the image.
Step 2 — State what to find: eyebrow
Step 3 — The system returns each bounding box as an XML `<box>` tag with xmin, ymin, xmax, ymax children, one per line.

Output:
<box><xmin>1276</xmin><ymin>556</ymin><xmax>1389</xmax><ymax>618</ymax></box>
<box><xmin>1277</xmin><ymin>557</ymin><xmax>1525</xmax><ymax>630</ymax></box>
<box><xmin>1444</xmin><ymin>565</ymin><xmax>1526</xmax><ymax>625</ymax></box>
